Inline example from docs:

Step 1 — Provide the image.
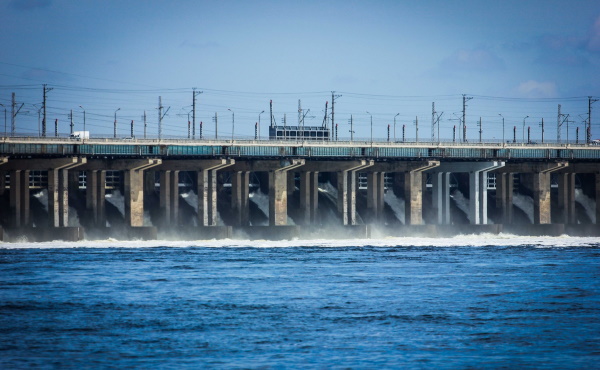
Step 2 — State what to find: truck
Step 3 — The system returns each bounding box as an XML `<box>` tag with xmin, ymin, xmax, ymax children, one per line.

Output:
<box><xmin>70</xmin><ymin>131</ymin><xmax>90</xmax><ymax>140</ymax></box>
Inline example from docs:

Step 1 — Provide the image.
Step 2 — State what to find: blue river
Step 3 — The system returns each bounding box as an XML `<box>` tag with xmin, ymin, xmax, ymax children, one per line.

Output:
<box><xmin>1</xmin><ymin>236</ymin><xmax>599</xmax><ymax>368</ymax></box>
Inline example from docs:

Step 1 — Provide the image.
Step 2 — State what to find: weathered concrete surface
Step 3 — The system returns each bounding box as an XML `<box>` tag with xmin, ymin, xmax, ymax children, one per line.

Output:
<box><xmin>495</xmin><ymin>172</ymin><xmax>514</xmax><ymax>224</ymax></box>
<box><xmin>197</xmin><ymin>160</ymin><xmax>234</xmax><ymax>226</ymax></box>
<box><xmin>337</xmin><ymin>160</ymin><xmax>374</xmax><ymax>225</ymax></box>
<box><xmin>505</xmin><ymin>223</ymin><xmax>565</xmax><ymax>236</ymax></box>
<box><xmin>123</xmin><ymin>159</ymin><xmax>161</xmax><ymax>227</ymax></box>
<box><xmin>557</xmin><ymin>173</ymin><xmax>576</xmax><ymax>224</ymax></box>
<box><xmin>268</xmin><ymin>159</ymin><xmax>304</xmax><ymax>226</ymax></box>
<box><xmin>299</xmin><ymin>171</ymin><xmax>318</xmax><ymax>225</ymax></box>
<box><xmin>85</xmin><ymin>170</ymin><xmax>106</xmax><ymax>227</ymax></box>
<box><xmin>231</xmin><ymin>171</ymin><xmax>250</xmax><ymax>226</ymax></box>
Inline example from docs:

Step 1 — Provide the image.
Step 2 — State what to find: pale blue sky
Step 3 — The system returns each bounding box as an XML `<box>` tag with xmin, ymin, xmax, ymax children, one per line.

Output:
<box><xmin>1</xmin><ymin>0</ymin><xmax>599</xmax><ymax>141</ymax></box>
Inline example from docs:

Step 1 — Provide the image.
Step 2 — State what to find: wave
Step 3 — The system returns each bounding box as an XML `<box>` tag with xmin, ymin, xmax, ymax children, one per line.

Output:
<box><xmin>1</xmin><ymin>234</ymin><xmax>598</xmax><ymax>249</ymax></box>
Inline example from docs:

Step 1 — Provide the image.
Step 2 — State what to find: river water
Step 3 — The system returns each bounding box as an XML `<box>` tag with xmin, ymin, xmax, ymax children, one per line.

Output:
<box><xmin>1</xmin><ymin>235</ymin><xmax>599</xmax><ymax>368</ymax></box>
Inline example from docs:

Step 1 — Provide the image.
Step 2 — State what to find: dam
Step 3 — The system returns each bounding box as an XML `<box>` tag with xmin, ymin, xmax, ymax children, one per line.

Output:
<box><xmin>1</xmin><ymin>136</ymin><xmax>599</xmax><ymax>241</ymax></box>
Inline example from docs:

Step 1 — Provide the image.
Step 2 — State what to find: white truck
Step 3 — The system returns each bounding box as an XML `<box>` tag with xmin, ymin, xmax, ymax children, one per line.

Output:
<box><xmin>70</xmin><ymin>131</ymin><xmax>90</xmax><ymax>140</ymax></box>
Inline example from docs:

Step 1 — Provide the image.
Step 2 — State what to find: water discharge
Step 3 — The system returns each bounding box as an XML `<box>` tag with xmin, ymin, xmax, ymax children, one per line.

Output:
<box><xmin>513</xmin><ymin>193</ymin><xmax>534</xmax><ymax>223</ymax></box>
<box><xmin>384</xmin><ymin>191</ymin><xmax>405</xmax><ymax>224</ymax></box>
<box><xmin>575</xmin><ymin>188</ymin><xmax>596</xmax><ymax>223</ymax></box>
<box><xmin>451</xmin><ymin>189</ymin><xmax>470</xmax><ymax>222</ymax></box>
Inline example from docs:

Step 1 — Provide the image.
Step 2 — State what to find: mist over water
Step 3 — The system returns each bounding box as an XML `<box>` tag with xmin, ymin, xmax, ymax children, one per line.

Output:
<box><xmin>1</xmin><ymin>237</ymin><xmax>598</xmax><ymax>369</ymax></box>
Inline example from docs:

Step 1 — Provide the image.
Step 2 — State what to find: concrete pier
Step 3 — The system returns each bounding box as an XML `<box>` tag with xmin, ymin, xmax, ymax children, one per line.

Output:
<box><xmin>429</xmin><ymin>161</ymin><xmax>504</xmax><ymax>225</ymax></box>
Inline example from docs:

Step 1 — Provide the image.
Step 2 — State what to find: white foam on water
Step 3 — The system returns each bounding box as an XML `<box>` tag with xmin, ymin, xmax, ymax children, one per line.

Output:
<box><xmin>1</xmin><ymin>234</ymin><xmax>598</xmax><ymax>249</ymax></box>
<box><xmin>105</xmin><ymin>190</ymin><xmax>125</xmax><ymax>217</ymax></box>
<box><xmin>575</xmin><ymin>188</ymin><xmax>596</xmax><ymax>223</ymax></box>
<box><xmin>513</xmin><ymin>193</ymin><xmax>534</xmax><ymax>223</ymax></box>
<box><xmin>451</xmin><ymin>189</ymin><xmax>470</xmax><ymax>222</ymax></box>
<box><xmin>384</xmin><ymin>191</ymin><xmax>405</xmax><ymax>224</ymax></box>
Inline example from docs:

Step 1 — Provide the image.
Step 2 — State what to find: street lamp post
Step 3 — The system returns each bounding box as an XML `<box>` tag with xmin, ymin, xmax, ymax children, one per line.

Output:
<box><xmin>114</xmin><ymin>108</ymin><xmax>121</xmax><ymax>138</ymax></box>
<box><xmin>366</xmin><ymin>111</ymin><xmax>373</xmax><ymax>143</ymax></box>
<box><xmin>499</xmin><ymin>113</ymin><xmax>504</xmax><ymax>143</ymax></box>
<box><xmin>523</xmin><ymin>115</ymin><xmax>529</xmax><ymax>143</ymax></box>
<box><xmin>393</xmin><ymin>113</ymin><xmax>399</xmax><ymax>142</ymax></box>
<box><xmin>79</xmin><ymin>105</ymin><xmax>86</xmax><ymax>136</ymax></box>
<box><xmin>258</xmin><ymin>110</ymin><xmax>264</xmax><ymax>140</ymax></box>
<box><xmin>228</xmin><ymin>109</ymin><xmax>234</xmax><ymax>141</ymax></box>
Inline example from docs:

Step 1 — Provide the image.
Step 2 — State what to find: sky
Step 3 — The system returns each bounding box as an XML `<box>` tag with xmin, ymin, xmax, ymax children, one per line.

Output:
<box><xmin>1</xmin><ymin>0</ymin><xmax>600</xmax><ymax>142</ymax></box>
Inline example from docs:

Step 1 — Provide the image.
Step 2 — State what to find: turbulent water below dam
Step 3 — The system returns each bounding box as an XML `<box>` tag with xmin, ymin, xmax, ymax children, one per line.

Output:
<box><xmin>1</xmin><ymin>235</ymin><xmax>599</xmax><ymax>368</ymax></box>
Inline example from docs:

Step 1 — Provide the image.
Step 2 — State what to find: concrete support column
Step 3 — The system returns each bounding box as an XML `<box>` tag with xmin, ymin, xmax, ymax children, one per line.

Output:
<box><xmin>404</xmin><ymin>171</ymin><xmax>423</xmax><ymax>225</ymax></box>
<box><xmin>0</xmin><ymin>171</ymin><xmax>5</xmax><ymax>196</ymax></box>
<box><xmin>300</xmin><ymin>171</ymin><xmax>311</xmax><ymax>225</ymax></box>
<box><xmin>468</xmin><ymin>171</ymin><xmax>481</xmax><ymax>224</ymax></box>
<box><xmin>269</xmin><ymin>170</ymin><xmax>288</xmax><ymax>226</ymax></box>
<box><xmin>20</xmin><ymin>170</ymin><xmax>30</xmax><ymax>226</ymax></box>
<box><xmin>48</xmin><ymin>168</ymin><xmax>69</xmax><ymax>227</ymax></box>
<box><xmin>86</xmin><ymin>170</ymin><xmax>106</xmax><ymax>227</ymax></box>
<box><xmin>367</xmin><ymin>172</ymin><xmax>386</xmax><ymax>223</ymax></box>
<box><xmin>124</xmin><ymin>169</ymin><xmax>145</xmax><ymax>227</ymax></box>
<box><xmin>198</xmin><ymin>169</ymin><xmax>219</xmax><ymax>226</ymax></box>
<box><xmin>495</xmin><ymin>173</ymin><xmax>514</xmax><ymax>224</ymax></box>
<box><xmin>432</xmin><ymin>172</ymin><xmax>451</xmax><ymax>224</ymax></box>
<box><xmin>231</xmin><ymin>171</ymin><xmax>250</xmax><ymax>226</ymax></box>
<box><xmin>337</xmin><ymin>171</ymin><xmax>349</xmax><ymax>225</ymax></box>
<box><xmin>170</xmin><ymin>170</ymin><xmax>179</xmax><ymax>226</ymax></box>
<box><xmin>311</xmin><ymin>171</ymin><xmax>319</xmax><ymax>224</ymax></box>
<box><xmin>533</xmin><ymin>172</ymin><xmax>552</xmax><ymax>224</ymax></box>
<box><xmin>159</xmin><ymin>170</ymin><xmax>171</xmax><ymax>225</ymax></box>
<box><xmin>367</xmin><ymin>172</ymin><xmax>378</xmax><ymax>222</ymax></box>
<box><xmin>9</xmin><ymin>170</ymin><xmax>22</xmax><ymax>227</ymax></box>
<box><xmin>300</xmin><ymin>171</ymin><xmax>318</xmax><ymax>225</ymax></box>
<box><xmin>557</xmin><ymin>173</ymin><xmax>576</xmax><ymax>224</ymax></box>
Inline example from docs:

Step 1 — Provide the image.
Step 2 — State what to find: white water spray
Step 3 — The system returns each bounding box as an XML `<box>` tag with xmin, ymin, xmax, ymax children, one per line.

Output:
<box><xmin>33</xmin><ymin>189</ymin><xmax>48</xmax><ymax>212</ymax></box>
<box><xmin>575</xmin><ymin>188</ymin><xmax>596</xmax><ymax>223</ymax></box>
<box><xmin>249</xmin><ymin>189</ymin><xmax>295</xmax><ymax>225</ymax></box>
<box><xmin>512</xmin><ymin>193</ymin><xmax>534</xmax><ymax>223</ymax></box>
<box><xmin>105</xmin><ymin>190</ymin><xmax>125</xmax><ymax>217</ymax></box>
<box><xmin>450</xmin><ymin>189</ymin><xmax>470</xmax><ymax>222</ymax></box>
<box><xmin>384</xmin><ymin>191</ymin><xmax>405</xmax><ymax>224</ymax></box>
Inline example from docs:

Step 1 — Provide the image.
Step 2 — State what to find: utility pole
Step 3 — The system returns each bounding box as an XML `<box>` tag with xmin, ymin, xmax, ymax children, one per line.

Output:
<box><xmin>143</xmin><ymin>111</ymin><xmax>147</xmax><ymax>139</ymax></box>
<box><xmin>588</xmin><ymin>96</ymin><xmax>598</xmax><ymax>143</ymax></box>
<box><xmin>69</xmin><ymin>109</ymin><xmax>74</xmax><ymax>135</ymax></box>
<box><xmin>415</xmin><ymin>116</ymin><xmax>419</xmax><ymax>143</ymax></box>
<box><xmin>478</xmin><ymin>117</ymin><xmax>482</xmax><ymax>143</ymax></box>
<box><xmin>11</xmin><ymin>93</ymin><xmax>24</xmax><ymax>137</ymax></box>
<box><xmin>158</xmin><ymin>96</ymin><xmax>170</xmax><ymax>140</ymax></box>
<box><xmin>192</xmin><ymin>88</ymin><xmax>202</xmax><ymax>139</ymax></box>
<box><xmin>54</xmin><ymin>118</ymin><xmax>58</xmax><ymax>137</ymax></box>
<box><xmin>42</xmin><ymin>84</ymin><xmax>53</xmax><ymax>137</ymax></box>
<box><xmin>114</xmin><ymin>108</ymin><xmax>121</xmax><ymax>138</ymax></box>
<box><xmin>213</xmin><ymin>112</ymin><xmax>218</xmax><ymax>139</ymax></box>
<box><xmin>130</xmin><ymin>120</ymin><xmax>134</xmax><ymax>138</ymax></box>
<box><xmin>349</xmin><ymin>115</ymin><xmax>354</xmax><ymax>142</ymax></box>
<box><xmin>462</xmin><ymin>94</ymin><xmax>472</xmax><ymax>142</ymax></box>
<box><xmin>540</xmin><ymin>118</ymin><xmax>545</xmax><ymax>143</ymax></box>
<box><xmin>557</xmin><ymin>105</ymin><xmax>568</xmax><ymax>143</ymax></box>
<box><xmin>431</xmin><ymin>102</ymin><xmax>443</xmax><ymax>143</ymax></box>
<box><xmin>557</xmin><ymin>104</ymin><xmax>563</xmax><ymax>142</ymax></box>
<box><xmin>331</xmin><ymin>91</ymin><xmax>341</xmax><ymax>137</ymax></box>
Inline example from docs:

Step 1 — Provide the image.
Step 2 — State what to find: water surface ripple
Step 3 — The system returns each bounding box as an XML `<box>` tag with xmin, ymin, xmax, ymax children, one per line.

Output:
<box><xmin>1</xmin><ymin>239</ymin><xmax>599</xmax><ymax>368</ymax></box>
